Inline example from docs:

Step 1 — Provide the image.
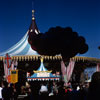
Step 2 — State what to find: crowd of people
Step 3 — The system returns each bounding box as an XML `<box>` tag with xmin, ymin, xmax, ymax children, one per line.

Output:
<box><xmin>0</xmin><ymin>71</ymin><xmax>100</xmax><ymax>100</ymax></box>
<box><xmin>24</xmin><ymin>71</ymin><xmax>100</xmax><ymax>100</ymax></box>
<box><xmin>0</xmin><ymin>81</ymin><xmax>18</xmax><ymax>100</ymax></box>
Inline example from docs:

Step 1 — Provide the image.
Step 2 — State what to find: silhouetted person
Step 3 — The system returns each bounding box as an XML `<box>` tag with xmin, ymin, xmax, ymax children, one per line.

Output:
<box><xmin>2</xmin><ymin>81</ymin><xmax>11</xmax><ymax>100</ymax></box>
<box><xmin>57</xmin><ymin>81</ymin><xmax>65</xmax><ymax>96</ymax></box>
<box><xmin>13</xmin><ymin>87</ymin><xmax>18</xmax><ymax>100</ymax></box>
<box><xmin>9</xmin><ymin>83</ymin><xmax>14</xmax><ymax>100</ymax></box>
<box><xmin>87</xmin><ymin>72</ymin><xmax>100</xmax><ymax>100</ymax></box>
<box><xmin>24</xmin><ymin>88</ymin><xmax>33</xmax><ymax>100</ymax></box>
<box><xmin>39</xmin><ymin>83</ymin><xmax>48</xmax><ymax>95</ymax></box>
<box><xmin>0</xmin><ymin>82</ymin><xmax>2</xmax><ymax>100</ymax></box>
<box><xmin>52</xmin><ymin>82</ymin><xmax>58</xmax><ymax>96</ymax></box>
<box><xmin>68</xmin><ymin>83</ymin><xmax>81</xmax><ymax>100</ymax></box>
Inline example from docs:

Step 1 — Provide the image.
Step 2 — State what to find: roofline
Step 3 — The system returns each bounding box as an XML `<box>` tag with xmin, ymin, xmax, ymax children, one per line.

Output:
<box><xmin>0</xmin><ymin>55</ymin><xmax>100</xmax><ymax>63</ymax></box>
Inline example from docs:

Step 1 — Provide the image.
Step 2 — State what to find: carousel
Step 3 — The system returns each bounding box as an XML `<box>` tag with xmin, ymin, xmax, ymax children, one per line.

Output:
<box><xmin>27</xmin><ymin>57</ymin><xmax>60</xmax><ymax>81</ymax></box>
<box><xmin>0</xmin><ymin>10</ymin><xmax>100</xmax><ymax>84</ymax></box>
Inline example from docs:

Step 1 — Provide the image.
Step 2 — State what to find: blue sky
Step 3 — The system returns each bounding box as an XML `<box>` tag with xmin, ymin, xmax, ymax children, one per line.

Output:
<box><xmin>0</xmin><ymin>0</ymin><xmax>100</xmax><ymax>58</ymax></box>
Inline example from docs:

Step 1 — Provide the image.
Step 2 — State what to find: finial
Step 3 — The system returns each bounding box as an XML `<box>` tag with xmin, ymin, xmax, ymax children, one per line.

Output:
<box><xmin>32</xmin><ymin>10</ymin><xmax>35</xmax><ymax>20</ymax></box>
<box><xmin>41</xmin><ymin>57</ymin><xmax>43</xmax><ymax>63</ymax></box>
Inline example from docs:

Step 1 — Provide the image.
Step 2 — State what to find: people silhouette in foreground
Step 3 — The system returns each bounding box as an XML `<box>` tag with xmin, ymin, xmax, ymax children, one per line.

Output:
<box><xmin>2</xmin><ymin>81</ymin><xmax>11</xmax><ymax>100</ymax></box>
<box><xmin>87</xmin><ymin>72</ymin><xmax>100</xmax><ymax>100</ymax></box>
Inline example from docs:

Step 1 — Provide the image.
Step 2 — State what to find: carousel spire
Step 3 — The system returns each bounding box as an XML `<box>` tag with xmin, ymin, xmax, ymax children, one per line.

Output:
<box><xmin>32</xmin><ymin>9</ymin><xmax>35</xmax><ymax>20</ymax></box>
<box><xmin>40</xmin><ymin>57</ymin><xmax>43</xmax><ymax>63</ymax></box>
<box><xmin>28</xmin><ymin>9</ymin><xmax>39</xmax><ymax>34</ymax></box>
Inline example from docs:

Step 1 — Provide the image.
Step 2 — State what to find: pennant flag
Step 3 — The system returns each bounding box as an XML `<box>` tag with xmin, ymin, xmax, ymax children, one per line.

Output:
<box><xmin>61</xmin><ymin>60</ymin><xmax>75</xmax><ymax>84</ymax></box>
<box><xmin>61</xmin><ymin>61</ymin><xmax>66</xmax><ymax>76</ymax></box>
<box><xmin>4</xmin><ymin>53</ymin><xmax>12</xmax><ymax>83</ymax></box>
<box><xmin>11</xmin><ymin>60</ymin><xmax>18</xmax><ymax>70</ymax></box>
<box><xmin>27</xmin><ymin>72</ymin><xmax>30</xmax><ymax>77</ymax></box>
<box><xmin>10</xmin><ymin>60</ymin><xmax>18</xmax><ymax>83</ymax></box>
<box><xmin>5</xmin><ymin>53</ymin><xmax>11</xmax><ymax>68</ymax></box>
<box><xmin>66</xmin><ymin>60</ymin><xmax>75</xmax><ymax>81</ymax></box>
<box><xmin>96</xmin><ymin>63</ymin><xmax>100</xmax><ymax>72</ymax></box>
<box><xmin>3</xmin><ymin>53</ymin><xmax>18</xmax><ymax>83</ymax></box>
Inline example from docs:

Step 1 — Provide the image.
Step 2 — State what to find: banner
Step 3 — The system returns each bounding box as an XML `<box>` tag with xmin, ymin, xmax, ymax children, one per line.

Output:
<box><xmin>61</xmin><ymin>60</ymin><xmax>75</xmax><ymax>84</ymax></box>
<box><xmin>11</xmin><ymin>60</ymin><xmax>18</xmax><ymax>70</ymax></box>
<box><xmin>10</xmin><ymin>70</ymin><xmax>18</xmax><ymax>83</ymax></box>
<box><xmin>4</xmin><ymin>53</ymin><xmax>11</xmax><ymax>83</ymax></box>
<box><xmin>66</xmin><ymin>60</ymin><xmax>75</xmax><ymax>81</ymax></box>
<box><xmin>96</xmin><ymin>63</ymin><xmax>100</xmax><ymax>72</ymax></box>
<box><xmin>3</xmin><ymin>54</ymin><xmax>18</xmax><ymax>83</ymax></box>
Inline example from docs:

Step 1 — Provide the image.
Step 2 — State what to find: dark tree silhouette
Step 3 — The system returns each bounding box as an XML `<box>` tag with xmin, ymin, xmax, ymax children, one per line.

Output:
<box><xmin>28</xmin><ymin>26</ymin><xmax>88</xmax><ymax>61</ymax></box>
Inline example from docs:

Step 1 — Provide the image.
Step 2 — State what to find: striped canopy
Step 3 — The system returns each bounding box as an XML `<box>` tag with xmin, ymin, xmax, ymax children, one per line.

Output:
<box><xmin>1</xmin><ymin>10</ymin><xmax>100</xmax><ymax>63</ymax></box>
<box><xmin>0</xmin><ymin>10</ymin><xmax>39</xmax><ymax>57</ymax></box>
<box><xmin>0</xmin><ymin>32</ymin><xmax>38</xmax><ymax>56</ymax></box>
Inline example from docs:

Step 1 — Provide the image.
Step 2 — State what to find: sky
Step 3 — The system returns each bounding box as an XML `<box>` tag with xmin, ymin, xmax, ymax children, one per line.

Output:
<box><xmin>0</xmin><ymin>0</ymin><xmax>100</xmax><ymax>58</ymax></box>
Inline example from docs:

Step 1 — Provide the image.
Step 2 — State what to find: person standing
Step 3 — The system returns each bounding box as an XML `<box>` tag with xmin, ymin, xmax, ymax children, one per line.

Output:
<box><xmin>87</xmin><ymin>72</ymin><xmax>100</xmax><ymax>100</ymax></box>
<box><xmin>2</xmin><ymin>81</ymin><xmax>11</xmax><ymax>100</ymax></box>
<box><xmin>39</xmin><ymin>83</ymin><xmax>48</xmax><ymax>95</ymax></box>
<box><xmin>52</xmin><ymin>82</ymin><xmax>58</xmax><ymax>96</ymax></box>
<box><xmin>0</xmin><ymin>82</ymin><xmax>3</xmax><ymax>100</ymax></box>
<box><xmin>9</xmin><ymin>83</ymin><xmax>14</xmax><ymax>100</ymax></box>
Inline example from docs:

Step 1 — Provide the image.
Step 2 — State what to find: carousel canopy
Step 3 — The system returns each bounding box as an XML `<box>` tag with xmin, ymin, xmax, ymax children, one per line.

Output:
<box><xmin>27</xmin><ymin>58</ymin><xmax>60</xmax><ymax>81</ymax></box>
<box><xmin>0</xmin><ymin>10</ymin><xmax>39</xmax><ymax>57</ymax></box>
<box><xmin>0</xmin><ymin>10</ymin><xmax>62</xmax><ymax>61</ymax></box>
<box><xmin>0</xmin><ymin>10</ymin><xmax>100</xmax><ymax>63</ymax></box>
